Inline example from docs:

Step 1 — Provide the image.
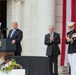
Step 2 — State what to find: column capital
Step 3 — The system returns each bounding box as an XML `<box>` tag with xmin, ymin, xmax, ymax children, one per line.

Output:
<box><xmin>14</xmin><ymin>0</ymin><xmax>24</xmax><ymax>2</ymax></box>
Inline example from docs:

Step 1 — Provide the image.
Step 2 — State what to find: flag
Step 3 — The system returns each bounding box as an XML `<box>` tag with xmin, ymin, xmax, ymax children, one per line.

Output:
<box><xmin>61</xmin><ymin>0</ymin><xmax>76</xmax><ymax>66</ymax></box>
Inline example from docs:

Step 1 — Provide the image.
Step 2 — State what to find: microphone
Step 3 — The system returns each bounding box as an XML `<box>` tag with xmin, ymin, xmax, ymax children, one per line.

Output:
<box><xmin>0</xmin><ymin>22</ymin><xmax>2</xmax><ymax>28</ymax></box>
<box><xmin>2</xmin><ymin>28</ymin><xmax>8</xmax><ymax>32</ymax></box>
<box><xmin>0</xmin><ymin>28</ymin><xmax>8</xmax><ymax>38</ymax></box>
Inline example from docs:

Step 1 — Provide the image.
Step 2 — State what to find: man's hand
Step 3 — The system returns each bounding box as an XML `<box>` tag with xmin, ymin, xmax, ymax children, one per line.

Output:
<box><xmin>50</xmin><ymin>37</ymin><xmax>54</xmax><ymax>41</ymax></box>
<box><xmin>66</xmin><ymin>36</ymin><xmax>72</xmax><ymax>42</ymax></box>
<box><xmin>12</xmin><ymin>40</ymin><xmax>16</xmax><ymax>44</ymax></box>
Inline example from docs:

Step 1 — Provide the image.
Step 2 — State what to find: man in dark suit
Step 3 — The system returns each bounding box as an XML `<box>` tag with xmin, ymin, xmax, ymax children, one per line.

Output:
<box><xmin>66</xmin><ymin>22</ymin><xmax>76</xmax><ymax>75</ymax></box>
<box><xmin>8</xmin><ymin>22</ymin><xmax>23</xmax><ymax>56</ymax></box>
<box><xmin>44</xmin><ymin>25</ymin><xmax>60</xmax><ymax>75</ymax></box>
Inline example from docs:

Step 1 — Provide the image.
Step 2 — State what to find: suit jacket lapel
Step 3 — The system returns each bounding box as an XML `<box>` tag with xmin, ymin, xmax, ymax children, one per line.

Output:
<box><xmin>48</xmin><ymin>32</ymin><xmax>57</xmax><ymax>39</ymax></box>
<box><xmin>53</xmin><ymin>32</ymin><xmax>57</xmax><ymax>39</ymax></box>
<box><xmin>9</xmin><ymin>30</ymin><xmax>13</xmax><ymax>37</ymax></box>
<box><xmin>48</xmin><ymin>33</ymin><xmax>50</xmax><ymax>37</ymax></box>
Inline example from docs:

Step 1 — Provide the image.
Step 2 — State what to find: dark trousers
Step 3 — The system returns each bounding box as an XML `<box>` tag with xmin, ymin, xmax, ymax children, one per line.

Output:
<box><xmin>48</xmin><ymin>54</ymin><xmax>58</xmax><ymax>74</ymax></box>
<box><xmin>14</xmin><ymin>50</ymin><xmax>21</xmax><ymax>56</ymax></box>
<box><xmin>69</xmin><ymin>66</ymin><xmax>71</xmax><ymax>75</ymax></box>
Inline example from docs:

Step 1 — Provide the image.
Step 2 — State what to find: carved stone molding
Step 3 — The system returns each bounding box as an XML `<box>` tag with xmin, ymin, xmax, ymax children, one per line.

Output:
<box><xmin>14</xmin><ymin>0</ymin><xmax>24</xmax><ymax>2</ymax></box>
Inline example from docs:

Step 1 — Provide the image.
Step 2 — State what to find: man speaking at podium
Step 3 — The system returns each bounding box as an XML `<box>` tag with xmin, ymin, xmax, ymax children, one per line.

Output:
<box><xmin>8</xmin><ymin>22</ymin><xmax>23</xmax><ymax>56</ymax></box>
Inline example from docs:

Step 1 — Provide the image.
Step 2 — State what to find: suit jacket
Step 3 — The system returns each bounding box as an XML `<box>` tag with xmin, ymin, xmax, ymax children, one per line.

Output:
<box><xmin>44</xmin><ymin>32</ymin><xmax>60</xmax><ymax>56</ymax></box>
<box><xmin>8</xmin><ymin>29</ymin><xmax>23</xmax><ymax>52</ymax></box>
<box><xmin>66</xmin><ymin>29</ymin><xmax>76</xmax><ymax>54</ymax></box>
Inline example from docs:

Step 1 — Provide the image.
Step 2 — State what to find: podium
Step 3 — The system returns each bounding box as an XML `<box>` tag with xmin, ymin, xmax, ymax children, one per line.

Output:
<box><xmin>0</xmin><ymin>39</ymin><xmax>16</xmax><ymax>57</ymax></box>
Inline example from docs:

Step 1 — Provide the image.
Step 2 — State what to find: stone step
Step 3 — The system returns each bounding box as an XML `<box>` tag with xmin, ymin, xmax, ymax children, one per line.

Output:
<box><xmin>59</xmin><ymin>74</ymin><xmax>69</xmax><ymax>75</ymax></box>
<box><xmin>58</xmin><ymin>66</ymin><xmax>69</xmax><ymax>74</ymax></box>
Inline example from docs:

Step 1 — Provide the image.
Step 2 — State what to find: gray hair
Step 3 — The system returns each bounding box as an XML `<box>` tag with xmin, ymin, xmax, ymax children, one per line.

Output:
<box><xmin>49</xmin><ymin>25</ymin><xmax>55</xmax><ymax>28</ymax></box>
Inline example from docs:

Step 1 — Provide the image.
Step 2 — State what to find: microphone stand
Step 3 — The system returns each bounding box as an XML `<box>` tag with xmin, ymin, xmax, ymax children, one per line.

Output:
<box><xmin>0</xmin><ymin>29</ymin><xmax>4</xmax><ymax>38</ymax></box>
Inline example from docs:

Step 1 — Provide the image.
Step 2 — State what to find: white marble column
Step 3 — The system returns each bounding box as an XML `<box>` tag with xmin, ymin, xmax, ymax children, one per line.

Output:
<box><xmin>14</xmin><ymin>0</ymin><xmax>22</xmax><ymax>28</ymax></box>
<box><xmin>7</xmin><ymin>0</ymin><xmax>15</xmax><ymax>34</ymax></box>
<box><xmin>22</xmin><ymin>0</ymin><xmax>56</xmax><ymax>56</ymax></box>
<box><xmin>35</xmin><ymin>0</ymin><xmax>56</xmax><ymax>56</ymax></box>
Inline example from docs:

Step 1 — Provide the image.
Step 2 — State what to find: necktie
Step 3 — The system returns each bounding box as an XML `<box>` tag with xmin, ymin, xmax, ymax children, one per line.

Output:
<box><xmin>50</xmin><ymin>33</ymin><xmax>53</xmax><ymax>37</ymax></box>
<box><xmin>10</xmin><ymin>30</ymin><xmax>15</xmax><ymax>38</ymax></box>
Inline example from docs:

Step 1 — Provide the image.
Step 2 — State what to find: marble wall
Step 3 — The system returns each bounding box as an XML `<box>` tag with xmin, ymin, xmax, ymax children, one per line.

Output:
<box><xmin>7</xmin><ymin>0</ymin><xmax>56</xmax><ymax>56</ymax></box>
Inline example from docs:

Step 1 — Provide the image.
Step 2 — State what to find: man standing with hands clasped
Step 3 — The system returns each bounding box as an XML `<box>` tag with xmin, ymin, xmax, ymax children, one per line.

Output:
<box><xmin>44</xmin><ymin>25</ymin><xmax>60</xmax><ymax>75</ymax></box>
